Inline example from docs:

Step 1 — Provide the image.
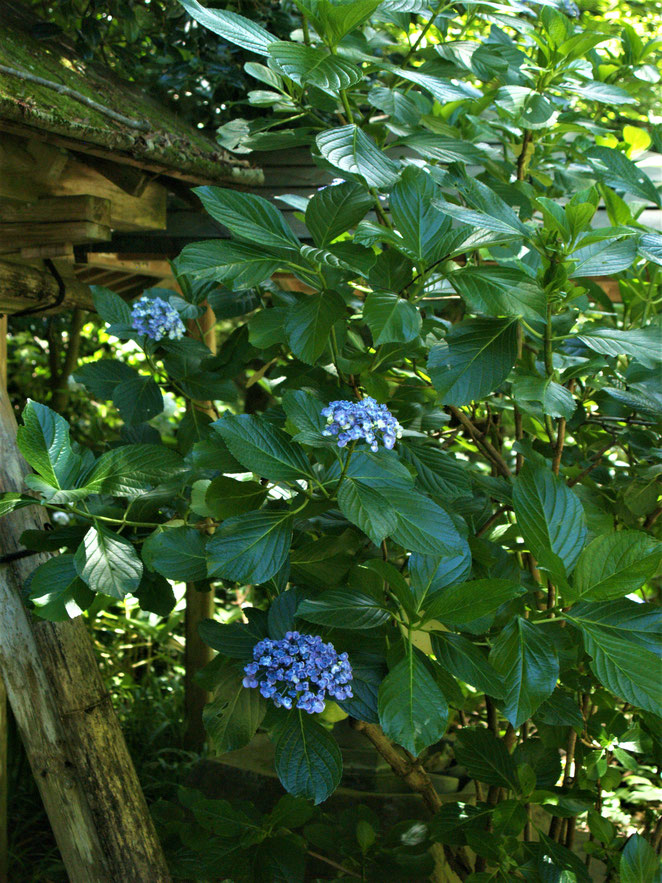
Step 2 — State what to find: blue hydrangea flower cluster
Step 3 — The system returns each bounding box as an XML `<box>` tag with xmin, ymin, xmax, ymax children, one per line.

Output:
<box><xmin>321</xmin><ymin>396</ymin><xmax>403</xmax><ymax>451</ymax></box>
<box><xmin>243</xmin><ymin>632</ymin><xmax>353</xmax><ymax>713</ymax></box>
<box><xmin>130</xmin><ymin>296</ymin><xmax>186</xmax><ymax>341</ymax></box>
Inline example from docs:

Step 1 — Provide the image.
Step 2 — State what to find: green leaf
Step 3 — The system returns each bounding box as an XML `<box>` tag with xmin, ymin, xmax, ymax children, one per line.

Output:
<box><xmin>389</xmin><ymin>166</ymin><xmax>449</xmax><ymax>263</ymax></box>
<box><xmin>84</xmin><ymin>445</ymin><xmax>185</xmax><ymax>495</ymax></box>
<box><xmin>428</xmin><ymin>318</ymin><xmax>518</xmax><ymax>406</ymax></box>
<box><xmin>569</xmin><ymin>531</ymin><xmax>662</xmax><ymax>603</ymax></box>
<box><xmin>195</xmin><ymin>186</ymin><xmax>300</xmax><ymax>250</ymax></box>
<box><xmin>337</xmin><ymin>480</ymin><xmax>397</xmax><ymax>547</ymax></box>
<box><xmin>0</xmin><ymin>493</ymin><xmax>38</xmax><ymax>518</ymax></box>
<box><xmin>448</xmin><ymin>266</ymin><xmax>546</xmax><ymax>320</ymax></box>
<box><xmin>431</xmin><ymin>632</ymin><xmax>506</xmax><ymax>697</ymax></box>
<box><xmin>284</xmin><ymin>291</ymin><xmax>346</xmax><ymax>364</ymax></box>
<box><xmin>268</xmin><ymin>42</ymin><xmax>362</xmax><ymax>93</ymax></box>
<box><xmin>274</xmin><ymin>711</ymin><xmax>342</xmax><ymax>804</ymax></box>
<box><xmin>399</xmin><ymin>441</ymin><xmax>471</xmax><ymax>501</ymax></box>
<box><xmin>570</xmin><ymin>238</ymin><xmax>638</xmax><ymax>277</ymax></box>
<box><xmin>142</xmin><ymin>526</ymin><xmax>208</xmax><ymax>581</ymax></box>
<box><xmin>567</xmin><ymin>80</ymin><xmax>636</xmax><ymax>105</ymax></box>
<box><xmin>91</xmin><ymin>286</ymin><xmax>133</xmax><ymax>331</ymax></box>
<box><xmin>73</xmin><ymin>360</ymin><xmax>139</xmax><ymax>399</ymax></box>
<box><xmin>454</xmin><ymin>727</ymin><xmax>519</xmax><ymax>790</ymax></box>
<box><xmin>74</xmin><ymin>525</ymin><xmax>143</xmax><ymax>598</ymax></box>
<box><xmin>639</xmin><ymin>232</ymin><xmax>662</xmax><ymax>266</ymax></box>
<box><xmin>215</xmin><ymin>414</ymin><xmax>311</xmax><ymax>481</ymax></box>
<box><xmin>17</xmin><ymin>401</ymin><xmax>82</xmax><ymax>492</ymax></box>
<box><xmin>203</xmin><ymin>662</ymin><xmax>267</xmax><ymax>753</ymax></box>
<box><xmin>178</xmin><ymin>0</ymin><xmax>276</xmax><ymax>53</ymax></box>
<box><xmin>620</xmin><ymin>834</ymin><xmax>661</xmax><ymax>883</ymax></box>
<box><xmin>569</xmin><ymin>601</ymin><xmax>662</xmax><ymax>714</ymax></box>
<box><xmin>378</xmin><ymin>647</ymin><xmax>448</xmax><ymax>755</ymax></box>
<box><xmin>282</xmin><ymin>388</ymin><xmax>327</xmax><ymax>441</ymax></box>
<box><xmin>198</xmin><ymin>611</ymin><xmax>268</xmax><ymax>659</ymax></box>
<box><xmin>392</xmin><ymin>68</ymin><xmax>481</xmax><ymax>103</ymax></box>
<box><xmin>305</xmin><ymin>182</ymin><xmax>373</xmax><ymax>247</ymax></box>
<box><xmin>316</xmin><ymin>125</ymin><xmax>399</xmax><ymax>189</ymax></box>
<box><xmin>432</xmin><ymin>200</ymin><xmax>527</xmax><ymax>237</ymax></box>
<box><xmin>205</xmin><ymin>476</ymin><xmax>268</xmax><ymax>520</ymax></box>
<box><xmin>422</xmin><ymin>579</ymin><xmax>523</xmax><ymax>626</ymax></box>
<box><xmin>178</xmin><ymin>240</ymin><xmax>283</xmax><ymax>291</ymax></box>
<box><xmin>513</xmin><ymin>462</ymin><xmax>587</xmax><ymax>581</ymax></box>
<box><xmin>409</xmin><ymin>550</ymin><xmax>472</xmax><ymax>608</ymax></box>
<box><xmin>489</xmin><ymin>617</ymin><xmax>559</xmax><ymax>727</ymax></box>
<box><xmin>134</xmin><ymin>570</ymin><xmax>176</xmax><ymax>617</ymax></box>
<box><xmin>112</xmin><ymin>376</ymin><xmax>163</xmax><ymax>425</ymax></box>
<box><xmin>574</xmin><ymin>326</ymin><xmax>662</xmax><ymax>369</ymax></box>
<box><xmin>363</xmin><ymin>291</ymin><xmax>421</xmax><ymax>344</ymax></box>
<box><xmin>206</xmin><ymin>510</ymin><xmax>292</xmax><ymax>584</ymax></box>
<box><xmin>587</xmin><ymin>146</ymin><xmax>661</xmax><ymax>206</ymax></box>
<box><xmin>297</xmin><ymin>589</ymin><xmax>390</xmax><ymax>629</ymax></box>
<box><xmin>389</xmin><ymin>490</ymin><xmax>467</xmax><ymax>557</ymax></box>
<box><xmin>306</xmin><ymin>0</ymin><xmax>381</xmax><ymax>44</ymax></box>
<box><xmin>403</xmin><ymin>133</ymin><xmax>486</xmax><ymax>164</ymax></box>
<box><xmin>27</xmin><ymin>554</ymin><xmax>94</xmax><ymax>621</ymax></box>
<box><xmin>512</xmin><ymin>373</ymin><xmax>576</xmax><ymax>420</ymax></box>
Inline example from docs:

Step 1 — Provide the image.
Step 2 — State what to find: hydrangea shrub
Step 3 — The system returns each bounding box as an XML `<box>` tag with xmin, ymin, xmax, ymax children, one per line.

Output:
<box><xmin>3</xmin><ymin>0</ymin><xmax>662</xmax><ymax>879</ymax></box>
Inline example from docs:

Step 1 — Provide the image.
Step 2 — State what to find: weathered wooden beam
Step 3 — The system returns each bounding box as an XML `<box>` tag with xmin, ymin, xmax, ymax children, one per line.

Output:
<box><xmin>0</xmin><ymin>391</ymin><xmax>171</xmax><ymax>882</ymax></box>
<box><xmin>0</xmin><ymin>195</ymin><xmax>111</xmax><ymax>226</ymax></box>
<box><xmin>0</xmin><ymin>221</ymin><xmax>111</xmax><ymax>255</ymax></box>
<box><xmin>77</xmin><ymin>155</ymin><xmax>153</xmax><ymax>197</ymax></box>
<box><xmin>81</xmin><ymin>252</ymin><xmax>173</xmax><ymax>278</ymax></box>
<box><xmin>0</xmin><ymin>258</ymin><xmax>94</xmax><ymax>314</ymax></box>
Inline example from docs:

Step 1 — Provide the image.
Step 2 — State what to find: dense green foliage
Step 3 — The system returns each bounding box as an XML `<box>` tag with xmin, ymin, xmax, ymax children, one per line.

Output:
<box><xmin>5</xmin><ymin>0</ymin><xmax>662</xmax><ymax>880</ymax></box>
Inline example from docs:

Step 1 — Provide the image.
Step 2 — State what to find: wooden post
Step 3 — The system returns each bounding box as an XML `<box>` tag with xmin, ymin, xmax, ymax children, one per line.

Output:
<box><xmin>184</xmin><ymin>303</ymin><xmax>217</xmax><ymax>750</ymax></box>
<box><xmin>0</xmin><ymin>388</ymin><xmax>171</xmax><ymax>882</ymax></box>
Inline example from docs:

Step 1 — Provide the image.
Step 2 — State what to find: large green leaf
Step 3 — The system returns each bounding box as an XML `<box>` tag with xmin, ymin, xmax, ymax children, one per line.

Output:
<box><xmin>74</xmin><ymin>525</ymin><xmax>143</xmax><ymax>598</ymax></box>
<box><xmin>17</xmin><ymin>401</ymin><xmax>82</xmax><ymax>492</ymax></box>
<box><xmin>620</xmin><ymin>834</ymin><xmax>662</xmax><ymax>883</ymax></box>
<box><xmin>194</xmin><ymin>186</ymin><xmax>300</xmax><ymax>250</ymax></box>
<box><xmin>274</xmin><ymin>711</ymin><xmax>342</xmax><ymax>804</ymax></box>
<box><xmin>268</xmin><ymin>43</ymin><xmax>362</xmax><ymax>93</ymax></box>
<box><xmin>73</xmin><ymin>360</ymin><xmax>139</xmax><ymax>399</ymax></box>
<box><xmin>570</xmin><ymin>238</ymin><xmax>638</xmax><ymax>278</ymax></box>
<box><xmin>431</xmin><ymin>632</ymin><xmax>506</xmax><ymax>697</ymax></box>
<box><xmin>489</xmin><ymin>617</ymin><xmax>559</xmax><ymax>727</ymax></box>
<box><xmin>215</xmin><ymin>414</ymin><xmax>311</xmax><ymax>481</ymax></box>
<box><xmin>111</xmin><ymin>376</ymin><xmax>164</xmax><ymax>425</ymax></box>
<box><xmin>512</xmin><ymin>373</ymin><xmax>576</xmax><ymax>420</ymax></box>
<box><xmin>569</xmin><ymin>599</ymin><xmax>661</xmax><ymax>654</ymax></box>
<box><xmin>178</xmin><ymin>0</ymin><xmax>276</xmax><ymax>53</ymax></box>
<box><xmin>305</xmin><ymin>182</ymin><xmax>373</xmax><ymax>247</ymax></box>
<box><xmin>403</xmin><ymin>133</ymin><xmax>486</xmax><ymax>165</ymax></box>
<box><xmin>142</xmin><ymin>526</ymin><xmax>208</xmax><ymax>581</ymax></box>
<box><xmin>572</xmin><ymin>610</ymin><xmax>662</xmax><ymax>715</ymax></box>
<box><xmin>0</xmin><ymin>493</ymin><xmax>39</xmax><ymax>518</ymax></box>
<box><xmin>422</xmin><ymin>579</ymin><xmax>523</xmax><ymax>626</ymax></box>
<box><xmin>409</xmin><ymin>549</ymin><xmax>472</xmax><ymax>608</ymax></box>
<box><xmin>448</xmin><ymin>266</ymin><xmax>546</xmax><ymax>320</ymax></box>
<box><xmin>297</xmin><ymin>589</ymin><xmax>390</xmax><ymax>629</ymax></box>
<box><xmin>568</xmin><ymin>531</ymin><xmax>662</xmax><ymax>603</ymax></box>
<box><xmin>587</xmin><ymin>146</ymin><xmax>661</xmax><ymax>206</ymax></box>
<box><xmin>427</xmin><ymin>318</ymin><xmax>519</xmax><ymax>406</ymax></box>
<box><xmin>203</xmin><ymin>662</ymin><xmax>267</xmax><ymax>753</ymax></box>
<box><xmin>316</xmin><ymin>125</ymin><xmax>399</xmax><ymax>189</ymax></box>
<box><xmin>205</xmin><ymin>476</ymin><xmax>268</xmax><ymax>520</ymax></box>
<box><xmin>389</xmin><ymin>490</ymin><xmax>467</xmax><ymax>557</ymax></box>
<box><xmin>206</xmin><ymin>510</ymin><xmax>292</xmax><ymax>584</ymax></box>
<box><xmin>389</xmin><ymin>166</ymin><xmax>449</xmax><ymax>263</ymax></box>
<box><xmin>178</xmin><ymin>241</ymin><xmax>283</xmax><ymax>290</ymax></box>
<box><xmin>27</xmin><ymin>554</ymin><xmax>94</xmax><ymax>621</ymax></box>
<box><xmin>363</xmin><ymin>291</ymin><xmax>421</xmax><ymax>344</ymax></box>
<box><xmin>305</xmin><ymin>0</ymin><xmax>381</xmax><ymax>44</ymax></box>
<box><xmin>454</xmin><ymin>727</ymin><xmax>519</xmax><ymax>790</ymax></box>
<box><xmin>378</xmin><ymin>647</ymin><xmax>448</xmax><ymax>755</ymax></box>
<box><xmin>574</xmin><ymin>326</ymin><xmax>662</xmax><ymax>369</ymax></box>
<box><xmin>399</xmin><ymin>441</ymin><xmax>471</xmax><ymax>500</ymax></box>
<box><xmin>284</xmin><ymin>291</ymin><xmax>346</xmax><ymax>364</ymax></box>
<box><xmin>337</xmin><ymin>479</ymin><xmax>397</xmax><ymax>547</ymax></box>
<box><xmin>513</xmin><ymin>462</ymin><xmax>587</xmax><ymax>581</ymax></box>
<box><xmin>393</xmin><ymin>68</ymin><xmax>481</xmax><ymax>103</ymax></box>
<box><xmin>84</xmin><ymin>445</ymin><xmax>185</xmax><ymax>495</ymax></box>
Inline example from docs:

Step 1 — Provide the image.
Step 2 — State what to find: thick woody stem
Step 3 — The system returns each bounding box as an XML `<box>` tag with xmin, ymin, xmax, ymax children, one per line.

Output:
<box><xmin>448</xmin><ymin>406</ymin><xmax>512</xmax><ymax>478</ymax></box>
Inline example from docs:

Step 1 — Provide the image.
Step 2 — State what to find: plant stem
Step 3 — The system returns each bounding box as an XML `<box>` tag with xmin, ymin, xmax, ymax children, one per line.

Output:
<box><xmin>448</xmin><ymin>407</ymin><xmax>512</xmax><ymax>478</ymax></box>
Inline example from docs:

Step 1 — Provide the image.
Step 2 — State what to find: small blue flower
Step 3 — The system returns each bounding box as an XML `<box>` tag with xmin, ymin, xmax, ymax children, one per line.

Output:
<box><xmin>130</xmin><ymin>296</ymin><xmax>186</xmax><ymax>341</ymax></box>
<box><xmin>243</xmin><ymin>631</ymin><xmax>353</xmax><ymax>714</ymax></box>
<box><xmin>321</xmin><ymin>397</ymin><xmax>403</xmax><ymax>452</ymax></box>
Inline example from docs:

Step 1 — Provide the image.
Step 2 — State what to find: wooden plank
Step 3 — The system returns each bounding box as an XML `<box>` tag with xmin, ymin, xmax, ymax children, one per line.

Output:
<box><xmin>0</xmin><ymin>221</ymin><xmax>110</xmax><ymax>254</ymax></box>
<box><xmin>0</xmin><ymin>195</ymin><xmax>111</xmax><ymax>226</ymax></box>
<box><xmin>76</xmin><ymin>155</ymin><xmax>152</xmax><ymax>197</ymax></box>
<box><xmin>0</xmin><ymin>258</ymin><xmax>94</xmax><ymax>313</ymax></box>
<box><xmin>82</xmin><ymin>253</ymin><xmax>173</xmax><ymax>278</ymax></box>
<box><xmin>0</xmin><ymin>394</ymin><xmax>171</xmax><ymax>882</ymax></box>
<box><xmin>20</xmin><ymin>243</ymin><xmax>75</xmax><ymax>261</ymax></box>
<box><xmin>0</xmin><ymin>134</ymin><xmax>69</xmax><ymax>202</ymax></box>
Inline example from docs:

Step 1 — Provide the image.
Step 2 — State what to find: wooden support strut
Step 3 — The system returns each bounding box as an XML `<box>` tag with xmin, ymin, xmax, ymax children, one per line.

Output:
<box><xmin>0</xmin><ymin>388</ymin><xmax>171</xmax><ymax>882</ymax></box>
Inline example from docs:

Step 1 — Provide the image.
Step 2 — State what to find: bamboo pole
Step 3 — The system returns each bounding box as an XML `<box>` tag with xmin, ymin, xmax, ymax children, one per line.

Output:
<box><xmin>184</xmin><ymin>303</ymin><xmax>217</xmax><ymax>750</ymax></box>
<box><xmin>0</xmin><ymin>387</ymin><xmax>170</xmax><ymax>882</ymax></box>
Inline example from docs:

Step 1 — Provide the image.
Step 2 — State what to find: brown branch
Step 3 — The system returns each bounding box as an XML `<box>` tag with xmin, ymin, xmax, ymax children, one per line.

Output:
<box><xmin>516</xmin><ymin>130</ymin><xmax>534</xmax><ymax>181</ymax></box>
<box><xmin>52</xmin><ymin>308</ymin><xmax>86</xmax><ymax>413</ymax></box>
<box><xmin>351</xmin><ymin>720</ymin><xmax>472</xmax><ymax>878</ymax></box>
<box><xmin>476</xmin><ymin>506</ymin><xmax>507</xmax><ymax>537</ymax></box>
<box><xmin>552</xmin><ymin>417</ymin><xmax>567</xmax><ymax>476</ymax></box>
<box><xmin>0</xmin><ymin>64</ymin><xmax>149</xmax><ymax>131</ymax></box>
<box><xmin>567</xmin><ymin>441</ymin><xmax>615</xmax><ymax>487</ymax></box>
<box><xmin>307</xmin><ymin>850</ymin><xmax>362</xmax><ymax>879</ymax></box>
<box><xmin>449</xmin><ymin>406</ymin><xmax>512</xmax><ymax>478</ymax></box>
<box><xmin>644</xmin><ymin>505</ymin><xmax>662</xmax><ymax>531</ymax></box>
